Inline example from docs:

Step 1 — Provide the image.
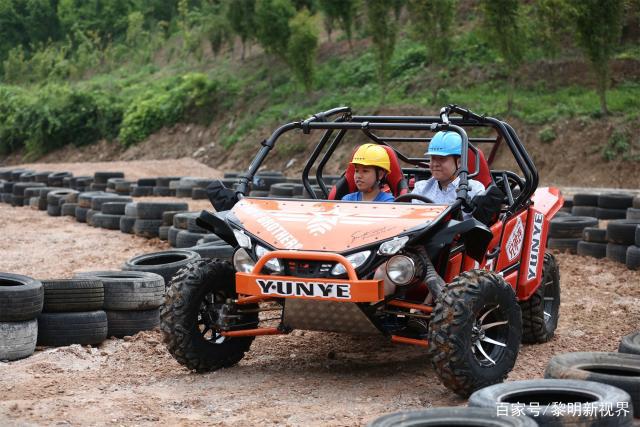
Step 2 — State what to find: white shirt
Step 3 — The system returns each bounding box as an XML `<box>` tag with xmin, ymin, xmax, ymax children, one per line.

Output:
<box><xmin>411</xmin><ymin>176</ymin><xmax>485</xmax><ymax>217</ymax></box>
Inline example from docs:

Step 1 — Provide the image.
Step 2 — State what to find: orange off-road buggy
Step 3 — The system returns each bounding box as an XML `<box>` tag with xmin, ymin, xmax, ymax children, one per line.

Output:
<box><xmin>160</xmin><ymin>105</ymin><xmax>563</xmax><ymax>397</ymax></box>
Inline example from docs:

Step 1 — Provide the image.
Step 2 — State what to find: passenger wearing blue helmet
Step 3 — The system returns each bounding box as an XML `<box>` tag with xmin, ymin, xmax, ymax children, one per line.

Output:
<box><xmin>412</xmin><ymin>131</ymin><xmax>485</xmax><ymax>206</ymax></box>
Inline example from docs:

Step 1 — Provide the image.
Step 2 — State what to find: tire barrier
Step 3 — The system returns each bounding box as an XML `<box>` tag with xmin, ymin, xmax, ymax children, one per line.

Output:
<box><xmin>367</xmin><ymin>407</ymin><xmax>538</xmax><ymax>427</ymax></box>
<box><xmin>122</xmin><ymin>249</ymin><xmax>201</xmax><ymax>286</ymax></box>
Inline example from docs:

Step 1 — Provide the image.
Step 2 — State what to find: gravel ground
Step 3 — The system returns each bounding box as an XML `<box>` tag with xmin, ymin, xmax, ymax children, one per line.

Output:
<box><xmin>0</xmin><ymin>161</ymin><xmax>639</xmax><ymax>426</ymax></box>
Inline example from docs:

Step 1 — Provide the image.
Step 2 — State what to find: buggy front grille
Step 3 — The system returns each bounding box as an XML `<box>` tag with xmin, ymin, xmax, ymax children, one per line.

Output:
<box><xmin>283</xmin><ymin>259</ymin><xmax>336</xmax><ymax>278</ymax></box>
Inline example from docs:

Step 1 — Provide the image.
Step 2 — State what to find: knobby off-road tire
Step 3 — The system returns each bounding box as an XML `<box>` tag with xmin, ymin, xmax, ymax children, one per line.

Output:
<box><xmin>519</xmin><ymin>253</ymin><xmax>560</xmax><ymax>344</ymax></box>
<box><xmin>160</xmin><ymin>259</ymin><xmax>258</xmax><ymax>372</ymax></box>
<box><xmin>367</xmin><ymin>407</ymin><xmax>537</xmax><ymax>427</ymax></box>
<box><xmin>427</xmin><ymin>269</ymin><xmax>522</xmax><ymax>397</ymax></box>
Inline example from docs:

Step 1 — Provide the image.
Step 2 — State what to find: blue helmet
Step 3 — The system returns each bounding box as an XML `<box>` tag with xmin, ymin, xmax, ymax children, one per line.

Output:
<box><xmin>425</xmin><ymin>131</ymin><xmax>462</xmax><ymax>157</ymax></box>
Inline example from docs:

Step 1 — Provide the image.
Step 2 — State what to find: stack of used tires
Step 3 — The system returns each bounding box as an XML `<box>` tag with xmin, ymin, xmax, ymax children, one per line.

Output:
<box><xmin>268</xmin><ymin>182</ymin><xmax>304</xmax><ymax>199</ymax></box>
<box><xmin>75</xmin><ymin>271</ymin><xmax>164</xmax><ymax>338</ymax></box>
<box><xmin>47</xmin><ymin>172</ymin><xmax>72</xmax><ymax>188</ymax></box>
<box><xmin>46</xmin><ymin>189</ymin><xmax>79</xmax><ymax>217</ymax></box>
<box><xmin>75</xmin><ymin>191</ymin><xmax>109</xmax><ymax>223</ymax></box>
<box><xmin>249</xmin><ymin>171</ymin><xmax>287</xmax><ymax>197</ymax></box>
<box><xmin>130</xmin><ymin>178</ymin><xmax>157</xmax><ymax>197</ymax></box>
<box><xmin>173</xmin><ymin>177</ymin><xmax>205</xmax><ymax>198</ymax></box>
<box><xmin>596</xmin><ymin>193</ymin><xmax>634</xmax><ymax>220</ymax></box>
<box><xmin>191</xmin><ymin>179</ymin><xmax>215</xmax><ymax>200</ymax></box>
<box><xmin>571</xmin><ymin>193</ymin><xmax>599</xmax><ymax>217</ymax></box>
<box><xmin>548</xmin><ymin>216</ymin><xmax>598</xmax><ymax>253</ymax></box>
<box><xmin>87</xmin><ymin>195</ymin><xmax>133</xmax><ymax>227</ymax></box>
<box><xmin>169</xmin><ymin>211</ymin><xmax>214</xmax><ymax>248</ymax></box>
<box><xmin>577</xmin><ymin>226</ymin><xmax>608</xmax><ymax>258</ymax></box>
<box><xmin>368</xmin><ymin>408</ymin><xmax>537</xmax><ymax>426</ymax></box>
<box><xmin>12</xmin><ymin>181</ymin><xmax>45</xmax><ymax>207</ymax></box>
<box><xmin>0</xmin><ymin>273</ymin><xmax>42</xmax><ymax>361</ymax></box>
<box><xmin>37</xmin><ymin>278</ymin><xmax>107</xmax><ymax>347</ymax></box>
<box><xmin>91</xmin><ymin>172</ymin><xmax>124</xmax><ymax>192</ymax></box>
<box><xmin>92</xmin><ymin>197</ymin><xmax>133</xmax><ymax>230</ymax></box>
<box><xmin>70</xmin><ymin>176</ymin><xmax>93</xmax><ymax>192</ymax></box>
<box><xmin>605</xmin><ymin>219</ymin><xmax>640</xmax><ymax>269</ymax></box>
<box><xmin>106</xmin><ymin>177</ymin><xmax>134</xmax><ymax>195</ymax></box>
<box><xmin>121</xmin><ymin>202</ymin><xmax>189</xmax><ymax>238</ymax></box>
<box><xmin>153</xmin><ymin>176</ymin><xmax>181</xmax><ymax>197</ymax></box>
<box><xmin>158</xmin><ymin>210</ymin><xmax>183</xmax><ymax>241</ymax></box>
<box><xmin>627</xmin><ymin>196</ymin><xmax>640</xmax><ymax>220</ymax></box>
<box><xmin>123</xmin><ymin>250</ymin><xmax>200</xmax><ymax>286</ymax></box>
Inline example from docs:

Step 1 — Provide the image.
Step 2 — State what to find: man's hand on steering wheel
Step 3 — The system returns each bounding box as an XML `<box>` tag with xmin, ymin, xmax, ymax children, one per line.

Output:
<box><xmin>393</xmin><ymin>193</ymin><xmax>434</xmax><ymax>204</ymax></box>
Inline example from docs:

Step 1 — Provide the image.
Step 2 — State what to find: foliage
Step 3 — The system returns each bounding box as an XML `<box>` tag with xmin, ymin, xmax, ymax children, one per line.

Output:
<box><xmin>57</xmin><ymin>0</ymin><xmax>131</xmax><ymax>44</ymax></box>
<box><xmin>602</xmin><ymin>128</ymin><xmax>640</xmax><ymax>161</ymax></box>
<box><xmin>287</xmin><ymin>9</ymin><xmax>319</xmax><ymax>93</ymax></box>
<box><xmin>407</xmin><ymin>0</ymin><xmax>456</xmax><ymax>62</ymax></box>
<box><xmin>532</xmin><ymin>0</ymin><xmax>572</xmax><ymax>59</ymax></box>
<box><xmin>569</xmin><ymin>0</ymin><xmax>625</xmax><ymax>114</ymax></box>
<box><xmin>255</xmin><ymin>0</ymin><xmax>295</xmax><ymax>61</ymax></box>
<box><xmin>538</xmin><ymin>126</ymin><xmax>556</xmax><ymax>143</ymax></box>
<box><xmin>318</xmin><ymin>0</ymin><xmax>356</xmax><ymax>45</ymax></box>
<box><xmin>226</xmin><ymin>0</ymin><xmax>255</xmax><ymax>59</ymax></box>
<box><xmin>366</xmin><ymin>0</ymin><xmax>397</xmax><ymax>101</ymax></box>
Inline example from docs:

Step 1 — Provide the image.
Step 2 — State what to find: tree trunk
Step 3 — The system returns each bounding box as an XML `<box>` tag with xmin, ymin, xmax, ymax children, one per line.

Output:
<box><xmin>241</xmin><ymin>39</ymin><xmax>246</xmax><ymax>61</ymax></box>
<box><xmin>507</xmin><ymin>73</ymin><xmax>515</xmax><ymax>116</ymax></box>
<box><xmin>596</xmin><ymin>64</ymin><xmax>609</xmax><ymax>115</ymax></box>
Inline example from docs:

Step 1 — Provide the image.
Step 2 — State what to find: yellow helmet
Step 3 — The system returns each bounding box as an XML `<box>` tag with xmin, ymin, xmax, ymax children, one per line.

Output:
<box><xmin>350</xmin><ymin>144</ymin><xmax>391</xmax><ymax>172</ymax></box>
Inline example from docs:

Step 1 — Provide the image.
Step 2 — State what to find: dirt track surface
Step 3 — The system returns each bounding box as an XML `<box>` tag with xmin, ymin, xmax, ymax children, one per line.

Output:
<box><xmin>0</xmin><ymin>161</ymin><xmax>639</xmax><ymax>426</ymax></box>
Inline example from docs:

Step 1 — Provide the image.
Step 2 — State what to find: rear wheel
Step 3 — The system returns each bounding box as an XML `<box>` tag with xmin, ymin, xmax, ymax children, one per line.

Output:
<box><xmin>428</xmin><ymin>269</ymin><xmax>522</xmax><ymax>397</ymax></box>
<box><xmin>160</xmin><ymin>259</ymin><xmax>258</xmax><ymax>372</ymax></box>
<box><xmin>519</xmin><ymin>252</ymin><xmax>560</xmax><ymax>343</ymax></box>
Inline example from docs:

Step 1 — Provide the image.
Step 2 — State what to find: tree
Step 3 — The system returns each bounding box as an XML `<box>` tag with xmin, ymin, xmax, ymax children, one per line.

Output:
<box><xmin>318</xmin><ymin>0</ymin><xmax>356</xmax><ymax>47</ymax></box>
<box><xmin>227</xmin><ymin>0</ymin><xmax>255</xmax><ymax>60</ymax></box>
<box><xmin>288</xmin><ymin>9</ymin><xmax>318</xmax><ymax>92</ymax></box>
<box><xmin>569</xmin><ymin>0</ymin><xmax>625</xmax><ymax>115</ymax></box>
<box><xmin>480</xmin><ymin>0</ymin><xmax>526</xmax><ymax>114</ymax></box>
<box><xmin>57</xmin><ymin>0</ymin><xmax>131</xmax><ymax>44</ymax></box>
<box><xmin>366</xmin><ymin>0</ymin><xmax>396</xmax><ymax>101</ymax></box>
<box><xmin>408</xmin><ymin>0</ymin><xmax>455</xmax><ymax>62</ymax></box>
<box><xmin>255</xmin><ymin>0</ymin><xmax>295</xmax><ymax>62</ymax></box>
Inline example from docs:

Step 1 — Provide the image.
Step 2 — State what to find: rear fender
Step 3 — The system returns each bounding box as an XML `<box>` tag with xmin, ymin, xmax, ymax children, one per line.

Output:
<box><xmin>516</xmin><ymin>186</ymin><xmax>562</xmax><ymax>300</ymax></box>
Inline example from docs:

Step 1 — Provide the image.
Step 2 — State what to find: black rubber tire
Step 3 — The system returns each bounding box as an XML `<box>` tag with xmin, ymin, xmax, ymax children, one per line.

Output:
<box><xmin>192</xmin><ymin>187</ymin><xmax>208</xmax><ymax>199</ymax></box>
<box><xmin>131</xmin><ymin>185</ymin><xmax>154</xmax><ymax>197</ymax></box>
<box><xmin>122</xmin><ymin>250</ymin><xmax>201</xmax><ymax>286</ymax></box>
<box><xmin>573</xmin><ymin>193</ymin><xmax>599</xmax><ymax>206</ymax></box>
<box><xmin>41</xmin><ymin>279</ymin><xmax>104</xmax><ymax>312</ymax></box>
<box><xmin>597</xmin><ymin>207</ymin><xmax>627</xmax><ymax>220</ymax></box>
<box><xmin>101</xmin><ymin>202</ymin><xmax>127</xmax><ymax>215</ymax></box>
<box><xmin>577</xmin><ymin>241</ymin><xmax>608</xmax><ymax>258</ymax></box>
<box><xmin>607</xmin><ymin>220</ymin><xmax>640</xmax><ymax>245</ymax></box>
<box><xmin>636</xmin><ymin>225</ymin><xmax>640</xmax><ymax>246</ymax></box>
<box><xmin>626</xmin><ymin>208</ymin><xmax>640</xmax><ymax>220</ymax></box>
<box><xmin>176</xmin><ymin>230</ymin><xmax>207</xmax><ymax>248</ymax></box>
<box><xmin>106</xmin><ymin>308</ymin><xmax>160</xmax><ymax>338</ymax></box>
<box><xmin>47</xmin><ymin>204</ymin><xmax>62</xmax><ymax>216</ymax></box>
<box><xmin>90</xmin><ymin>195</ymin><xmax>132</xmax><ymax>211</ymax></box>
<box><xmin>186</xmin><ymin>216</ymin><xmax>208</xmax><ymax>233</ymax></box>
<box><xmin>124</xmin><ymin>202</ymin><xmax>138</xmax><ymax>217</ymax></box>
<box><xmin>133</xmin><ymin>219</ymin><xmax>163</xmax><ymax>238</ymax></box>
<box><xmin>197</xmin><ymin>233</ymin><xmax>224</xmax><ymax>245</ymax></box>
<box><xmin>92</xmin><ymin>213</ymin><xmax>123</xmax><ymax>230</ymax></box>
<box><xmin>571</xmin><ymin>206</ymin><xmax>598</xmax><ymax>217</ymax></box>
<box><xmin>153</xmin><ymin>186</ymin><xmax>174</xmax><ymax>197</ymax></box>
<box><xmin>545</xmin><ymin>352</ymin><xmax>640</xmax><ymax>416</ymax></box>
<box><xmin>61</xmin><ymin>202</ymin><xmax>78</xmax><ymax>216</ymax></box>
<box><xmin>0</xmin><ymin>273</ymin><xmax>44</xmax><ymax>321</ymax></box>
<box><xmin>583</xmin><ymin>227</ymin><xmax>607</xmax><ymax>243</ymax></box>
<box><xmin>160</xmin><ymin>259</ymin><xmax>258</xmax><ymax>372</ymax></box>
<box><xmin>137</xmin><ymin>178</ymin><xmax>157</xmax><ymax>186</ymax></box>
<box><xmin>549</xmin><ymin>216</ymin><xmax>598</xmax><ymax>238</ymax></box>
<box><xmin>77</xmin><ymin>191</ymin><xmax>109</xmax><ymax>208</ymax></box>
<box><xmin>13</xmin><ymin>182</ymin><xmax>44</xmax><ymax>196</ymax></box>
<box><xmin>157</xmin><ymin>176</ymin><xmax>182</xmax><ymax>187</ymax></box>
<box><xmin>175</xmin><ymin>186</ymin><xmax>194</xmax><ymax>198</ymax></box>
<box><xmin>75</xmin><ymin>271</ymin><xmax>164</xmax><ymax>310</ymax></box>
<box><xmin>37</xmin><ymin>310</ymin><xmax>108</xmax><ymax>347</ymax></box>
<box><xmin>116</xmin><ymin>216</ymin><xmax>134</xmax><ymax>234</ymax></box>
<box><xmin>168</xmin><ymin>226</ymin><xmax>180</xmax><ymax>247</ymax></box>
<box><xmin>86</xmin><ymin>209</ymin><xmax>100</xmax><ymax>226</ymax></box>
<box><xmin>75</xmin><ymin>206</ymin><xmax>89</xmax><ymax>222</ymax></box>
<box><xmin>47</xmin><ymin>171</ymin><xmax>72</xmax><ymax>187</ymax></box>
<box><xmin>162</xmin><ymin>210</ymin><xmax>182</xmax><ymax>226</ymax></box>
<box><xmin>34</xmin><ymin>171</ymin><xmax>52</xmax><ymax>183</ymax></box>
<box><xmin>47</xmin><ymin>189</ymin><xmax>77</xmax><ymax>206</ymax></box>
<box><xmin>427</xmin><ymin>269</ymin><xmax>522</xmax><ymax>397</ymax></box>
<box><xmin>598</xmin><ymin>193</ymin><xmax>634</xmax><ymax>209</ymax></box>
<box><xmin>189</xmin><ymin>243</ymin><xmax>234</xmax><ymax>260</ymax></box>
<box><xmin>468</xmin><ymin>378</ymin><xmax>634</xmax><ymax>427</ymax></box>
<box><xmin>173</xmin><ymin>212</ymin><xmax>197</xmax><ymax>230</ymax></box>
<box><xmin>634</xmin><ymin>196</ymin><xmax>640</xmax><ymax>209</ymax></box>
<box><xmin>547</xmin><ymin>237</ymin><xmax>580</xmax><ymax>253</ymax></box>
<box><xmin>94</xmin><ymin>171</ymin><xmax>124</xmax><ymax>184</ymax></box>
<box><xmin>519</xmin><ymin>253</ymin><xmax>560</xmax><ymax>344</ymax></box>
<box><xmin>626</xmin><ymin>245</ymin><xmax>640</xmax><ymax>270</ymax></box>
<box><xmin>136</xmin><ymin>202</ymin><xmax>189</xmax><ymax>220</ymax></box>
<box><xmin>159</xmin><ymin>226</ymin><xmax>170</xmax><ymax>240</ymax></box>
<box><xmin>268</xmin><ymin>183</ymin><xmax>296</xmax><ymax>197</ymax></box>
<box><xmin>0</xmin><ymin>319</ymin><xmax>38</xmax><ymax>361</ymax></box>
<box><xmin>619</xmin><ymin>332</ymin><xmax>640</xmax><ymax>355</ymax></box>
<box><xmin>249</xmin><ymin>190</ymin><xmax>269</xmax><ymax>197</ymax></box>
<box><xmin>607</xmin><ymin>243</ymin><xmax>629</xmax><ymax>264</ymax></box>
<box><xmin>367</xmin><ymin>407</ymin><xmax>538</xmax><ymax>427</ymax></box>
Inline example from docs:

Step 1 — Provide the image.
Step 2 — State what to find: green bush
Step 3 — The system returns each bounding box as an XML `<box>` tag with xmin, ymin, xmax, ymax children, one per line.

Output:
<box><xmin>538</xmin><ymin>126</ymin><xmax>556</xmax><ymax>143</ymax></box>
<box><xmin>118</xmin><ymin>73</ymin><xmax>227</xmax><ymax>146</ymax></box>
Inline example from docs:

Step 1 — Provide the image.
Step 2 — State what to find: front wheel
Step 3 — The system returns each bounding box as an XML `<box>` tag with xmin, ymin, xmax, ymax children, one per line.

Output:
<box><xmin>428</xmin><ymin>269</ymin><xmax>522</xmax><ymax>397</ymax></box>
<box><xmin>519</xmin><ymin>252</ymin><xmax>560</xmax><ymax>343</ymax></box>
<box><xmin>160</xmin><ymin>259</ymin><xmax>258</xmax><ymax>372</ymax></box>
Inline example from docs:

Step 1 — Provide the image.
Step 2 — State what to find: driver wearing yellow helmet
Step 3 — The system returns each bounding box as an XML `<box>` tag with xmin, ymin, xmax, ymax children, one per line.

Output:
<box><xmin>342</xmin><ymin>144</ymin><xmax>395</xmax><ymax>202</ymax></box>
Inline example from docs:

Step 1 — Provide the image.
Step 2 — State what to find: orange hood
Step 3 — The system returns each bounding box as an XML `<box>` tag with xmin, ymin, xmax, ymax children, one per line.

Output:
<box><xmin>230</xmin><ymin>198</ymin><xmax>448</xmax><ymax>252</ymax></box>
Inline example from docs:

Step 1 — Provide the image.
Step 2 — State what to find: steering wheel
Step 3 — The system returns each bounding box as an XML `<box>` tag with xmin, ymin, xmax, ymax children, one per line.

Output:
<box><xmin>393</xmin><ymin>193</ymin><xmax>434</xmax><ymax>204</ymax></box>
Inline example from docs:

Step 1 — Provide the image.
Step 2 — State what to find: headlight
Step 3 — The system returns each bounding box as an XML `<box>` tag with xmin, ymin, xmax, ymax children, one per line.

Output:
<box><xmin>378</xmin><ymin>236</ymin><xmax>409</xmax><ymax>255</ymax></box>
<box><xmin>233</xmin><ymin>248</ymin><xmax>255</xmax><ymax>273</ymax></box>
<box><xmin>233</xmin><ymin>229</ymin><xmax>252</xmax><ymax>249</ymax></box>
<box><xmin>331</xmin><ymin>250</ymin><xmax>371</xmax><ymax>276</ymax></box>
<box><xmin>255</xmin><ymin>245</ymin><xmax>283</xmax><ymax>273</ymax></box>
<box><xmin>385</xmin><ymin>255</ymin><xmax>415</xmax><ymax>285</ymax></box>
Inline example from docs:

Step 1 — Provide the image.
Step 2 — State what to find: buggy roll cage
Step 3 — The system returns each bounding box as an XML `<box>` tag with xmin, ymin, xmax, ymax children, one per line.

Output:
<box><xmin>235</xmin><ymin>105</ymin><xmax>538</xmax><ymax>215</ymax></box>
